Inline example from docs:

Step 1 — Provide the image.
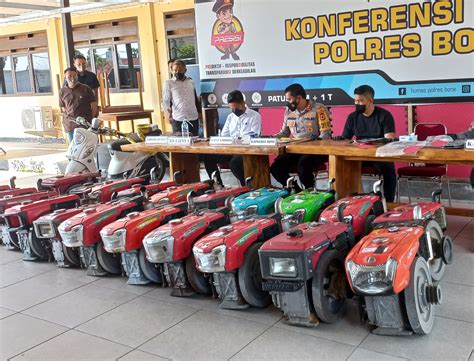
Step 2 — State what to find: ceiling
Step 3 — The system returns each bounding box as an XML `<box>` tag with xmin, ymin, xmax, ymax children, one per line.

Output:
<box><xmin>0</xmin><ymin>0</ymin><xmax>166</xmax><ymax>24</ymax></box>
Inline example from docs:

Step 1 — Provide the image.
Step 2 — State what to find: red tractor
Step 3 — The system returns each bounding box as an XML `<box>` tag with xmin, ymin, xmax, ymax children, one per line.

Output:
<box><xmin>3</xmin><ymin>194</ymin><xmax>81</xmax><ymax>260</ymax></box>
<box><xmin>0</xmin><ymin>191</ymin><xmax>58</xmax><ymax>245</ymax></box>
<box><xmin>100</xmin><ymin>203</ymin><xmax>187</xmax><ymax>284</ymax></box>
<box><xmin>33</xmin><ymin>208</ymin><xmax>85</xmax><ymax>267</ymax></box>
<box><xmin>319</xmin><ymin>180</ymin><xmax>386</xmax><ymax>238</ymax></box>
<box><xmin>36</xmin><ymin>172</ymin><xmax>101</xmax><ymax>194</ymax></box>
<box><xmin>258</xmin><ymin>205</ymin><xmax>355</xmax><ymax>327</ymax></box>
<box><xmin>193</xmin><ymin>216</ymin><xmax>281</xmax><ymax>309</ymax></box>
<box><xmin>113</xmin><ymin>181</ymin><xmax>177</xmax><ymax>200</ymax></box>
<box><xmin>58</xmin><ymin>195</ymin><xmax>146</xmax><ymax>276</ymax></box>
<box><xmin>143</xmin><ymin>207</ymin><xmax>230</xmax><ymax>296</ymax></box>
<box><xmin>371</xmin><ymin>189</ymin><xmax>451</xmax><ymax>281</ymax></box>
<box><xmin>346</xmin><ymin>224</ymin><xmax>445</xmax><ymax>335</ymax></box>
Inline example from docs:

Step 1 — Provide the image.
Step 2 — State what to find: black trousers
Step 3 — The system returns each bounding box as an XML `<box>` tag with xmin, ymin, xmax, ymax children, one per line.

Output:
<box><xmin>270</xmin><ymin>154</ymin><xmax>328</xmax><ymax>189</ymax></box>
<box><xmin>362</xmin><ymin>161</ymin><xmax>396</xmax><ymax>202</ymax></box>
<box><xmin>171</xmin><ymin>119</ymin><xmax>199</xmax><ymax>136</ymax></box>
<box><xmin>203</xmin><ymin>154</ymin><xmax>245</xmax><ymax>186</ymax></box>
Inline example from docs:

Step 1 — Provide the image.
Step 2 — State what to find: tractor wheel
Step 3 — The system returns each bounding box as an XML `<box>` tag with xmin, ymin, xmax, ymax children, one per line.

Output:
<box><xmin>29</xmin><ymin>232</ymin><xmax>50</xmax><ymax>260</ymax></box>
<box><xmin>425</xmin><ymin>220</ymin><xmax>446</xmax><ymax>282</ymax></box>
<box><xmin>62</xmin><ymin>243</ymin><xmax>81</xmax><ymax>267</ymax></box>
<box><xmin>313</xmin><ymin>209</ymin><xmax>323</xmax><ymax>223</ymax></box>
<box><xmin>363</xmin><ymin>214</ymin><xmax>376</xmax><ymax>236</ymax></box>
<box><xmin>312</xmin><ymin>249</ymin><xmax>347</xmax><ymax>323</ymax></box>
<box><xmin>404</xmin><ymin>257</ymin><xmax>440</xmax><ymax>335</ymax></box>
<box><xmin>238</xmin><ymin>242</ymin><xmax>271</xmax><ymax>308</ymax></box>
<box><xmin>96</xmin><ymin>242</ymin><xmax>122</xmax><ymax>275</ymax></box>
<box><xmin>185</xmin><ymin>254</ymin><xmax>212</xmax><ymax>295</ymax></box>
<box><xmin>8</xmin><ymin>231</ymin><xmax>20</xmax><ymax>249</ymax></box>
<box><xmin>138</xmin><ymin>247</ymin><xmax>162</xmax><ymax>284</ymax></box>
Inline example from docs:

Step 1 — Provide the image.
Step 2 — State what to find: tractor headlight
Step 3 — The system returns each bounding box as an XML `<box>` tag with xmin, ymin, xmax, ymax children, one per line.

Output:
<box><xmin>193</xmin><ymin>244</ymin><xmax>226</xmax><ymax>273</ymax></box>
<box><xmin>74</xmin><ymin>132</ymin><xmax>85</xmax><ymax>145</ymax></box>
<box><xmin>101</xmin><ymin>228</ymin><xmax>126</xmax><ymax>253</ymax></box>
<box><xmin>157</xmin><ymin>197</ymin><xmax>169</xmax><ymax>206</ymax></box>
<box><xmin>346</xmin><ymin>258</ymin><xmax>398</xmax><ymax>295</ymax></box>
<box><xmin>34</xmin><ymin>221</ymin><xmax>55</xmax><ymax>238</ymax></box>
<box><xmin>59</xmin><ymin>224</ymin><xmax>84</xmax><ymax>247</ymax></box>
<box><xmin>143</xmin><ymin>230</ymin><xmax>174</xmax><ymax>263</ymax></box>
<box><xmin>269</xmin><ymin>257</ymin><xmax>297</xmax><ymax>278</ymax></box>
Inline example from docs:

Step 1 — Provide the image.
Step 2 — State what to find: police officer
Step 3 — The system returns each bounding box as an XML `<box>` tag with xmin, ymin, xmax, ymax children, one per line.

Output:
<box><xmin>270</xmin><ymin>83</ymin><xmax>332</xmax><ymax>190</ymax></box>
<box><xmin>213</xmin><ymin>0</ymin><xmax>240</xmax><ymax>60</ymax></box>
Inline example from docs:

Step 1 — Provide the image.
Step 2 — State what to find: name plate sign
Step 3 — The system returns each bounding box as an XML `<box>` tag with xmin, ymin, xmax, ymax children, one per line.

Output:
<box><xmin>466</xmin><ymin>139</ymin><xmax>474</xmax><ymax>150</ymax></box>
<box><xmin>250</xmin><ymin>138</ymin><xmax>278</xmax><ymax>147</ymax></box>
<box><xmin>209</xmin><ymin>136</ymin><xmax>234</xmax><ymax>146</ymax></box>
<box><xmin>168</xmin><ymin>137</ymin><xmax>194</xmax><ymax>146</ymax></box>
<box><xmin>145</xmin><ymin>136</ymin><xmax>169</xmax><ymax>145</ymax></box>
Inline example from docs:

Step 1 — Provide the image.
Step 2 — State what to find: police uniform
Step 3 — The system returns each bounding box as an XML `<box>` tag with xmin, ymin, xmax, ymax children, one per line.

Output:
<box><xmin>271</xmin><ymin>101</ymin><xmax>332</xmax><ymax>189</ymax></box>
<box><xmin>213</xmin><ymin>0</ymin><xmax>240</xmax><ymax>60</ymax></box>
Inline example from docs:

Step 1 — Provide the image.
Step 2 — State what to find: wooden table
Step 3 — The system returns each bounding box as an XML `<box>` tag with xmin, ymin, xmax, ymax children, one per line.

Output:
<box><xmin>121</xmin><ymin>141</ymin><xmax>285</xmax><ymax>188</ymax></box>
<box><xmin>99</xmin><ymin>110</ymin><xmax>153</xmax><ymax>135</ymax></box>
<box><xmin>286</xmin><ymin>140</ymin><xmax>474</xmax><ymax>216</ymax></box>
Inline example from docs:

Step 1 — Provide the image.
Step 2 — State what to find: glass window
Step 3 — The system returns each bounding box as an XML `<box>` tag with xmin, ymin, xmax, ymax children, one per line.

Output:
<box><xmin>0</xmin><ymin>56</ymin><xmax>14</xmax><ymax>95</ymax></box>
<box><xmin>168</xmin><ymin>36</ymin><xmax>197</xmax><ymax>64</ymax></box>
<box><xmin>75</xmin><ymin>48</ymin><xmax>92</xmax><ymax>71</ymax></box>
<box><xmin>13</xmin><ymin>55</ymin><xmax>32</xmax><ymax>93</ymax></box>
<box><xmin>116</xmin><ymin>42</ymin><xmax>140</xmax><ymax>89</ymax></box>
<box><xmin>93</xmin><ymin>47</ymin><xmax>115</xmax><ymax>88</ymax></box>
<box><xmin>32</xmin><ymin>52</ymin><xmax>52</xmax><ymax>93</ymax></box>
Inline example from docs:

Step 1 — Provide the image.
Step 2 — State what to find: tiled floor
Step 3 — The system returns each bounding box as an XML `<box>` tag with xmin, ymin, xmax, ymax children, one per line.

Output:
<box><xmin>0</xmin><ymin>215</ymin><xmax>472</xmax><ymax>361</ymax></box>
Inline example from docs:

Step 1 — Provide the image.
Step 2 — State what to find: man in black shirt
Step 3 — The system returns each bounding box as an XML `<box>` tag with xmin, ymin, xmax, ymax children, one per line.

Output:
<box><xmin>342</xmin><ymin>85</ymin><xmax>397</xmax><ymax>202</ymax></box>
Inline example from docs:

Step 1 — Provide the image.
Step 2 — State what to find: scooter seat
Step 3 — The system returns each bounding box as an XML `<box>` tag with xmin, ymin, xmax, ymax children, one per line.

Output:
<box><xmin>108</xmin><ymin>138</ymin><xmax>131</xmax><ymax>152</ymax></box>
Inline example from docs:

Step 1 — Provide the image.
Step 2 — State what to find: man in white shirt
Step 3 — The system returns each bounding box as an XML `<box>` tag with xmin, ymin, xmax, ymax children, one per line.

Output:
<box><xmin>204</xmin><ymin>90</ymin><xmax>262</xmax><ymax>185</ymax></box>
<box><xmin>162</xmin><ymin>60</ymin><xmax>201</xmax><ymax>136</ymax></box>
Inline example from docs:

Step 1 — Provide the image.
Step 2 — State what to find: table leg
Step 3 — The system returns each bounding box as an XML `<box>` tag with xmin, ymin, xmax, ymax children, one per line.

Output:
<box><xmin>148</xmin><ymin>116</ymin><xmax>152</xmax><ymax>125</ymax></box>
<box><xmin>131</xmin><ymin>120</ymin><xmax>135</xmax><ymax>133</ymax></box>
<box><xmin>329</xmin><ymin>155</ymin><xmax>362</xmax><ymax>197</ymax></box>
<box><xmin>243</xmin><ymin>155</ymin><xmax>271</xmax><ymax>188</ymax></box>
<box><xmin>170</xmin><ymin>153</ymin><xmax>201</xmax><ymax>183</ymax></box>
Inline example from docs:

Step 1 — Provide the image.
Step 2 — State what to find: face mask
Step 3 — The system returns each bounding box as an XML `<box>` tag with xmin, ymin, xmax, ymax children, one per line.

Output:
<box><xmin>355</xmin><ymin>104</ymin><xmax>366</xmax><ymax>113</ymax></box>
<box><xmin>232</xmin><ymin>108</ymin><xmax>245</xmax><ymax>117</ymax></box>
<box><xmin>175</xmin><ymin>72</ymin><xmax>186</xmax><ymax>81</ymax></box>
<box><xmin>286</xmin><ymin>101</ymin><xmax>298</xmax><ymax>112</ymax></box>
<box><xmin>66</xmin><ymin>77</ymin><xmax>78</xmax><ymax>86</ymax></box>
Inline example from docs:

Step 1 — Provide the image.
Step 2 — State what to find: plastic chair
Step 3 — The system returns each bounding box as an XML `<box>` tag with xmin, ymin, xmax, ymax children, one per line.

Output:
<box><xmin>396</xmin><ymin>123</ymin><xmax>452</xmax><ymax>206</ymax></box>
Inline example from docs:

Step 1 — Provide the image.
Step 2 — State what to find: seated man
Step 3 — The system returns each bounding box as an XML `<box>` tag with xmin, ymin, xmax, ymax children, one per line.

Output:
<box><xmin>270</xmin><ymin>83</ymin><xmax>332</xmax><ymax>190</ymax></box>
<box><xmin>203</xmin><ymin>90</ymin><xmax>261</xmax><ymax>185</ymax></box>
<box><xmin>342</xmin><ymin>85</ymin><xmax>397</xmax><ymax>202</ymax></box>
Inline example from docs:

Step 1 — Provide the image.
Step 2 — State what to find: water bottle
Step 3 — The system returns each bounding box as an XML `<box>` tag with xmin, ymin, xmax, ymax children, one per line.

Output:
<box><xmin>181</xmin><ymin>120</ymin><xmax>189</xmax><ymax>138</ymax></box>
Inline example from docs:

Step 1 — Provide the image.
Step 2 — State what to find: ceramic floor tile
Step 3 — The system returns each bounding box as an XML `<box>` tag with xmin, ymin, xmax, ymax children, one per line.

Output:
<box><xmin>0</xmin><ymin>268</ymin><xmax>90</xmax><ymax>311</ymax></box>
<box><xmin>231</xmin><ymin>326</ymin><xmax>354</xmax><ymax>361</ymax></box>
<box><xmin>0</xmin><ymin>259</ymin><xmax>56</xmax><ymax>288</ymax></box>
<box><xmin>145</xmin><ymin>286</ymin><xmax>210</xmax><ymax>310</ymax></box>
<box><xmin>274</xmin><ymin>301</ymin><xmax>370</xmax><ymax>347</ymax></box>
<box><xmin>347</xmin><ymin>348</ymin><xmax>408</xmax><ymax>361</ymax></box>
<box><xmin>93</xmin><ymin>276</ymin><xmax>157</xmax><ymax>296</ymax></box>
<box><xmin>0</xmin><ymin>313</ymin><xmax>67</xmax><ymax>360</ymax></box>
<box><xmin>456</xmin><ymin>218</ymin><xmax>474</xmax><ymax>240</ymax></box>
<box><xmin>118</xmin><ymin>350</ymin><xmax>170</xmax><ymax>361</ymax></box>
<box><xmin>0</xmin><ymin>247</ymin><xmax>23</xmax><ymax>265</ymax></box>
<box><xmin>77</xmin><ymin>295</ymin><xmax>198</xmax><ymax>348</ymax></box>
<box><xmin>443</xmin><ymin>244</ymin><xmax>474</xmax><ymax>287</ymax></box>
<box><xmin>436</xmin><ymin>282</ymin><xmax>474</xmax><ymax>323</ymax></box>
<box><xmin>0</xmin><ymin>306</ymin><xmax>16</xmax><ymax>319</ymax></box>
<box><xmin>10</xmin><ymin>330</ymin><xmax>132</xmax><ymax>361</ymax></box>
<box><xmin>360</xmin><ymin>316</ymin><xmax>474</xmax><ymax>361</ymax></box>
<box><xmin>445</xmin><ymin>215</ymin><xmax>472</xmax><ymax>239</ymax></box>
<box><xmin>139</xmin><ymin>309</ymin><xmax>268</xmax><ymax>361</ymax></box>
<box><xmin>23</xmin><ymin>283</ymin><xmax>137</xmax><ymax>328</ymax></box>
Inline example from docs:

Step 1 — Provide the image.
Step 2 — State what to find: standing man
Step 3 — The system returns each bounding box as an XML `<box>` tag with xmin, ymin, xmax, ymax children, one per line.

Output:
<box><xmin>342</xmin><ymin>85</ymin><xmax>397</xmax><ymax>202</ymax></box>
<box><xmin>270</xmin><ymin>83</ymin><xmax>332</xmax><ymax>190</ymax></box>
<box><xmin>162</xmin><ymin>60</ymin><xmax>202</xmax><ymax>136</ymax></box>
<box><xmin>203</xmin><ymin>90</ymin><xmax>261</xmax><ymax>185</ymax></box>
<box><xmin>59</xmin><ymin>67</ymin><xmax>97</xmax><ymax>143</ymax></box>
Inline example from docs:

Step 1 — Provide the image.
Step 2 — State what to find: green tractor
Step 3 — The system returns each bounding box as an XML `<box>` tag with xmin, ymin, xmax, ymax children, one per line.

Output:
<box><xmin>275</xmin><ymin>179</ymin><xmax>336</xmax><ymax>231</ymax></box>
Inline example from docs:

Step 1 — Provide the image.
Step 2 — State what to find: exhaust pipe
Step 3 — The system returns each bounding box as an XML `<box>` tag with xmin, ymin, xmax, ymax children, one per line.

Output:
<box><xmin>9</xmin><ymin>176</ymin><xmax>16</xmax><ymax>189</ymax></box>
<box><xmin>173</xmin><ymin>171</ymin><xmax>183</xmax><ymax>185</ymax></box>
<box><xmin>336</xmin><ymin>203</ymin><xmax>347</xmax><ymax>222</ymax></box>
<box><xmin>245</xmin><ymin>176</ymin><xmax>253</xmax><ymax>188</ymax></box>
<box><xmin>286</xmin><ymin>176</ymin><xmax>296</xmax><ymax>193</ymax></box>
<box><xmin>431</xmin><ymin>189</ymin><xmax>442</xmax><ymax>203</ymax></box>
<box><xmin>187</xmin><ymin>191</ymin><xmax>197</xmax><ymax>212</ymax></box>
<box><xmin>211</xmin><ymin>170</ymin><xmax>222</xmax><ymax>187</ymax></box>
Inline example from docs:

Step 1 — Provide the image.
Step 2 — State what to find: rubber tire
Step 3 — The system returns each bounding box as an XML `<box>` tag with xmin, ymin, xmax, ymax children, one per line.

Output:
<box><xmin>139</xmin><ymin>155</ymin><xmax>166</xmax><ymax>182</ymax></box>
<box><xmin>363</xmin><ymin>214</ymin><xmax>376</xmax><ymax>236</ymax></box>
<box><xmin>312</xmin><ymin>249</ymin><xmax>347</xmax><ymax>323</ymax></box>
<box><xmin>404</xmin><ymin>257</ymin><xmax>435</xmax><ymax>335</ymax></box>
<box><xmin>138</xmin><ymin>247</ymin><xmax>162</xmax><ymax>284</ymax></box>
<box><xmin>185</xmin><ymin>254</ymin><xmax>212</xmax><ymax>295</ymax></box>
<box><xmin>29</xmin><ymin>232</ymin><xmax>50</xmax><ymax>260</ymax></box>
<box><xmin>238</xmin><ymin>242</ymin><xmax>271</xmax><ymax>308</ymax></box>
<box><xmin>425</xmin><ymin>220</ymin><xmax>446</xmax><ymax>282</ymax></box>
<box><xmin>62</xmin><ymin>243</ymin><xmax>81</xmax><ymax>267</ymax></box>
<box><xmin>313</xmin><ymin>209</ymin><xmax>323</xmax><ymax>223</ymax></box>
<box><xmin>96</xmin><ymin>242</ymin><xmax>122</xmax><ymax>275</ymax></box>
